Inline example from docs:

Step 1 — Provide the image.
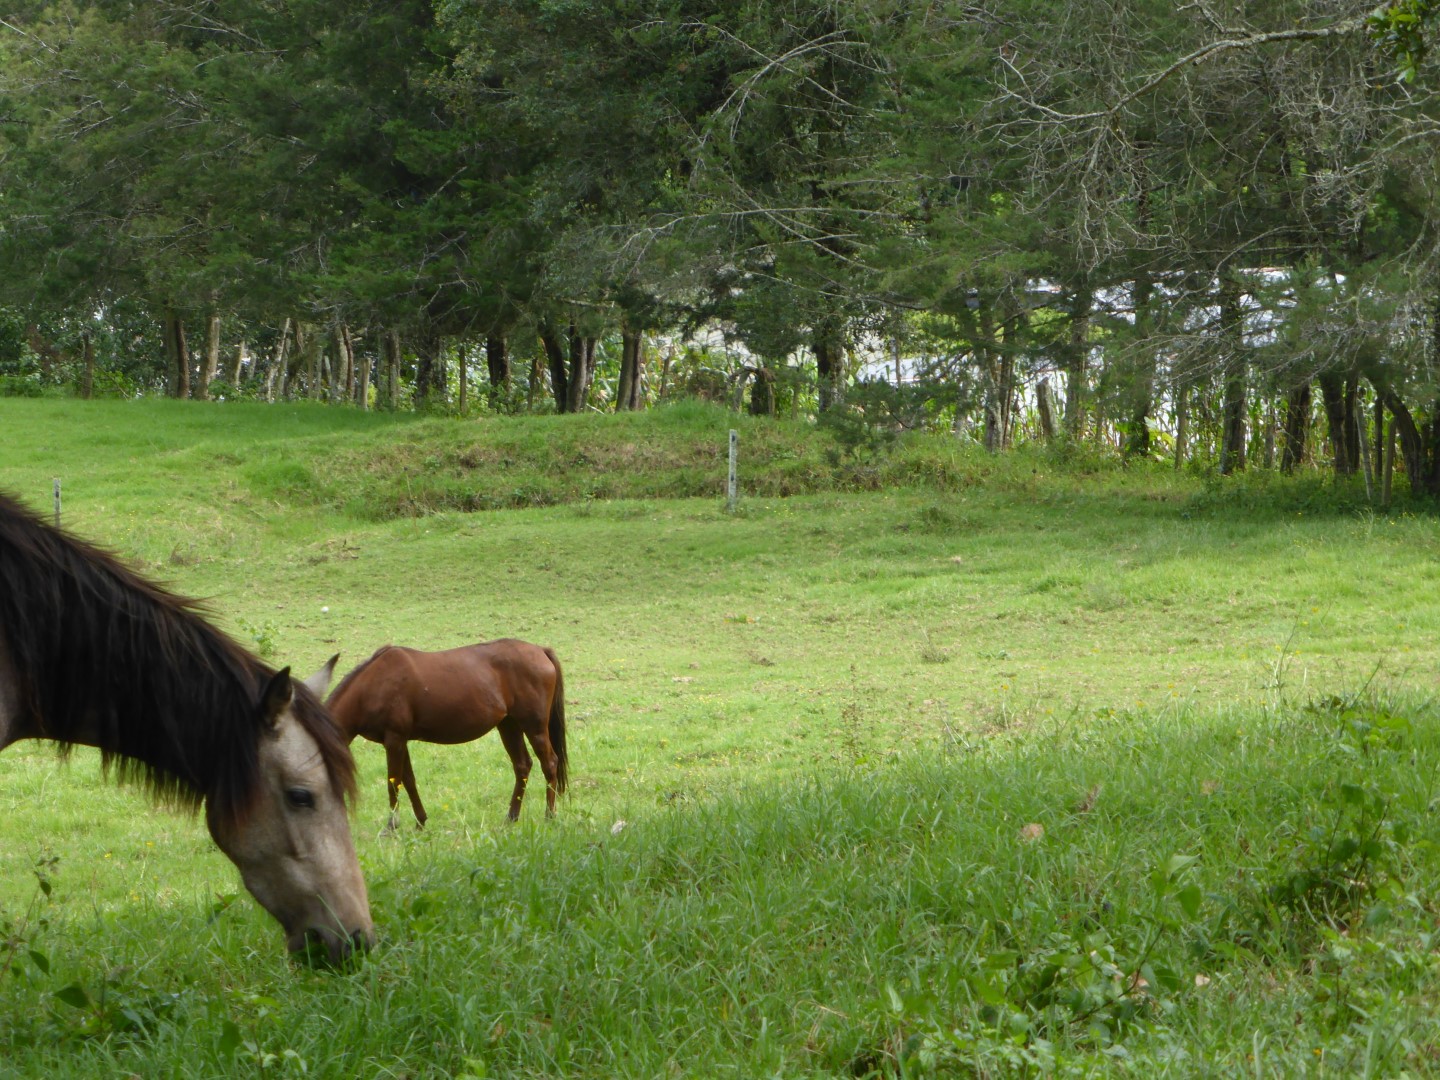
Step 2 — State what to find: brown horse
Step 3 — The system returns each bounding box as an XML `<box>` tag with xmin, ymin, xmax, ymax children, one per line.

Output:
<box><xmin>0</xmin><ymin>492</ymin><xmax>373</xmax><ymax>965</ymax></box>
<box><xmin>327</xmin><ymin>639</ymin><xmax>568</xmax><ymax>827</ymax></box>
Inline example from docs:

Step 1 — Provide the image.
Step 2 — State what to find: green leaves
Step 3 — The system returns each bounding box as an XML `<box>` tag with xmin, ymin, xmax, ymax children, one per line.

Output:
<box><xmin>1369</xmin><ymin>0</ymin><xmax>1440</xmax><ymax>81</ymax></box>
<box><xmin>52</xmin><ymin>984</ymin><xmax>90</xmax><ymax>1010</ymax></box>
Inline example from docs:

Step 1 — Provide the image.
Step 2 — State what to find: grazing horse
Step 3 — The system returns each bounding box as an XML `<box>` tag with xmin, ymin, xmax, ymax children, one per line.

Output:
<box><xmin>0</xmin><ymin>493</ymin><xmax>373</xmax><ymax>965</ymax></box>
<box><xmin>328</xmin><ymin>640</ymin><xmax>568</xmax><ymax>827</ymax></box>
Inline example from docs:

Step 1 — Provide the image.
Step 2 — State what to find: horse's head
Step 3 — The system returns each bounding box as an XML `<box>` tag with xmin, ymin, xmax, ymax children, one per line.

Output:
<box><xmin>206</xmin><ymin>658</ymin><xmax>375</xmax><ymax>965</ymax></box>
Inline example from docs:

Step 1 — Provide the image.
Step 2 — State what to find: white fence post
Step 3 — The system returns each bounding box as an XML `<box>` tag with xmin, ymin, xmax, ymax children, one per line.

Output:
<box><xmin>727</xmin><ymin>430</ymin><xmax>738</xmax><ymax>513</ymax></box>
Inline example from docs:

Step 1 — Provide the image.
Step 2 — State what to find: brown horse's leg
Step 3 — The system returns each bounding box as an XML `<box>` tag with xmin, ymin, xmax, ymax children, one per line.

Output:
<box><xmin>384</xmin><ymin>738</ymin><xmax>428</xmax><ymax>829</ymax></box>
<box><xmin>400</xmin><ymin>744</ymin><xmax>427</xmax><ymax>828</ymax></box>
<box><xmin>524</xmin><ymin>730</ymin><xmax>561</xmax><ymax>819</ymax></box>
<box><xmin>383</xmin><ymin>739</ymin><xmax>406</xmax><ymax>832</ymax></box>
<box><xmin>497</xmin><ymin>721</ymin><xmax>532</xmax><ymax>822</ymax></box>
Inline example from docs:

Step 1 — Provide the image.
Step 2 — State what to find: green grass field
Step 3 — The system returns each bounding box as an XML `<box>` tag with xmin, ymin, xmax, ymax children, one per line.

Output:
<box><xmin>1</xmin><ymin>397</ymin><xmax>1438</xmax><ymax>1076</ymax></box>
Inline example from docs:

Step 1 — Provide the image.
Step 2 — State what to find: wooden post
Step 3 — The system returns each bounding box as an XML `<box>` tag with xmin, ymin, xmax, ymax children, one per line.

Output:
<box><xmin>53</xmin><ymin>478</ymin><xmax>61</xmax><ymax>528</ymax></box>
<box><xmin>727</xmin><ymin>430</ymin><xmax>738</xmax><ymax>513</ymax></box>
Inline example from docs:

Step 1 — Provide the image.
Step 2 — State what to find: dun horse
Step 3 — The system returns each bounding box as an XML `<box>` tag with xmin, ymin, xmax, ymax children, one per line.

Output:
<box><xmin>328</xmin><ymin>640</ymin><xmax>568</xmax><ymax>827</ymax></box>
<box><xmin>0</xmin><ymin>493</ymin><xmax>373</xmax><ymax>964</ymax></box>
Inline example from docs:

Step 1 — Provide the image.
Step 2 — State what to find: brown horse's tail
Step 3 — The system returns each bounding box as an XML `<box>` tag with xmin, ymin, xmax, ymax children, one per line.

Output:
<box><xmin>544</xmin><ymin>647</ymin><xmax>568</xmax><ymax>795</ymax></box>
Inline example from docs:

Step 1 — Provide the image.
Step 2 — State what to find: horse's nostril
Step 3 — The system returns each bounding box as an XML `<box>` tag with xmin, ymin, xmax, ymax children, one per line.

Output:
<box><xmin>351</xmin><ymin>929</ymin><xmax>371</xmax><ymax>952</ymax></box>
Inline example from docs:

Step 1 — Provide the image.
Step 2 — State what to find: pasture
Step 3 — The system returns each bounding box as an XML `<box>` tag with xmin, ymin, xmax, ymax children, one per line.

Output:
<box><xmin>2</xmin><ymin>398</ymin><xmax>1439</xmax><ymax>1076</ymax></box>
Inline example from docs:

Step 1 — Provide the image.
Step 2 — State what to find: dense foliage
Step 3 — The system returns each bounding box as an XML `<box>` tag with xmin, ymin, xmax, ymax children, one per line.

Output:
<box><xmin>4</xmin><ymin>2</ymin><xmax>1440</xmax><ymax>489</ymax></box>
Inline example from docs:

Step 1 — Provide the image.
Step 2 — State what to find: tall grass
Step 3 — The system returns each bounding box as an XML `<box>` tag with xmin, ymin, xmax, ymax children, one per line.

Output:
<box><xmin>4</xmin><ymin>694</ymin><xmax>1439</xmax><ymax>1076</ymax></box>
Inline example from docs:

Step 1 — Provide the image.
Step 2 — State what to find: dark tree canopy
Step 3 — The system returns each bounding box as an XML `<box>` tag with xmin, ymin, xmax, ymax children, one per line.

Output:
<box><xmin>3</xmin><ymin>1</ymin><xmax>1440</xmax><ymax>492</ymax></box>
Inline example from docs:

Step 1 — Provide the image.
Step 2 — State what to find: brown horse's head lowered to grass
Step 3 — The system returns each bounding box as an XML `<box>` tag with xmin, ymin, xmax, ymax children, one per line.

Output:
<box><xmin>328</xmin><ymin>639</ymin><xmax>567</xmax><ymax>828</ymax></box>
<box><xmin>0</xmin><ymin>493</ymin><xmax>374</xmax><ymax>966</ymax></box>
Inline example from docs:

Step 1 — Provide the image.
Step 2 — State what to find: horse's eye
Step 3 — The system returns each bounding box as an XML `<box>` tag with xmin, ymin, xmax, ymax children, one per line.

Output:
<box><xmin>286</xmin><ymin>787</ymin><xmax>315</xmax><ymax>810</ymax></box>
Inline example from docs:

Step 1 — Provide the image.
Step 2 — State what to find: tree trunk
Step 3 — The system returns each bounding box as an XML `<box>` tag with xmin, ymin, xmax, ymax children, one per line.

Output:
<box><xmin>1124</xmin><ymin>149</ymin><xmax>1155</xmax><ymax>456</ymax></box>
<box><xmin>1383</xmin><ymin>409</ymin><xmax>1396</xmax><ymax>506</ymax></box>
<box><xmin>659</xmin><ymin>344</ymin><xmax>674</xmax><ymax>402</ymax></box>
<box><xmin>1036</xmin><ymin>377</ymin><xmax>1057</xmax><ymax>442</ymax></box>
<box><xmin>982</xmin><ymin>401</ymin><xmax>1001</xmax><ymax>452</ymax></box>
<box><xmin>163</xmin><ymin>311</ymin><xmax>191</xmax><ymax>399</ymax></box>
<box><xmin>197</xmin><ymin>309</ymin><xmax>221</xmax><ymax>401</ymax></box>
<box><xmin>355</xmin><ymin>329</ymin><xmax>370</xmax><ymax>410</ymax></box>
<box><xmin>378</xmin><ymin>328</ymin><xmax>402</xmax><ymax>409</ymax></box>
<box><xmin>1280</xmin><ymin>380</ymin><xmax>1311</xmax><ymax>471</ymax></box>
<box><xmin>1374</xmin><ymin>396</ymin><xmax>1385</xmax><ymax>480</ymax></box>
<box><xmin>298</xmin><ymin>322</ymin><xmax>321</xmax><ymax>400</ymax></box>
<box><xmin>748</xmin><ymin>365</ymin><xmax>775</xmax><ymax>416</ymax></box>
<box><xmin>814</xmin><ymin>333</ymin><xmax>844</xmax><ymax>413</ymax></box>
<box><xmin>458</xmin><ymin>342</ymin><xmax>469</xmax><ymax>413</ymax></box>
<box><xmin>1174</xmin><ymin>381</ymin><xmax>1189</xmax><ymax>470</ymax></box>
<box><xmin>1357</xmin><ymin>406</ymin><xmax>1374</xmax><ymax>501</ymax></box>
<box><xmin>539</xmin><ymin>326</ymin><xmax>568</xmax><ymax>411</ymax></box>
<box><xmin>341</xmin><ymin>324</ymin><xmax>357</xmax><ymax>405</ymax></box>
<box><xmin>1218</xmin><ymin>271</ymin><xmax>1246</xmax><ymax>475</ymax></box>
<box><xmin>616</xmin><ymin>327</ymin><xmax>645</xmax><ymax>411</ymax></box>
<box><xmin>326</xmin><ymin>323</ymin><xmax>348</xmax><ymax>404</ymax></box>
<box><xmin>80</xmin><ymin>331</ymin><xmax>94</xmax><ymax>400</ymax></box>
<box><xmin>1381</xmin><ymin>390</ymin><xmax>1425</xmax><ymax>493</ymax></box>
<box><xmin>975</xmin><ymin>302</ymin><xmax>1010</xmax><ymax>451</ymax></box>
<box><xmin>486</xmin><ymin>336</ymin><xmax>510</xmax><ymax>411</ymax></box>
<box><xmin>1317</xmin><ymin>370</ymin><xmax>1357</xmax><ymax>476</ymax></box>
<box><xmin>1062</xmin><ymin>286</ymin><xmax>1091</xmax><ymax>439</ymax></box>
<box><xmin>415</xmin><ymin>328</ymin><xmax>443</xmax><ymax>407</ymax></box>
<box><xmin>564</xmin><ymin>327</ymin><xmax>597</xmax><ymax>413</ymax></box>
<box><xmin>527</xmin><ymin>342</ymin><xmax>542</xmax><ymax>411</ymax></box>
<box><xmin>230</xmin><ymin>340</ymin><xmax>247</xmax><ymax>387</ymax></box>
<box><xmin>1000</xmin><ymin>305</ymin><xmax>1024</xmax><ymax>448</ymax></box>
<box><xmin>266</xmin><ymin>319</ymin><xmax>291</xmax><ymax>402</ymax></box>
<box><xmin>1124</xmin><ymin>271</ymin><xmax>1155</xmax><ymax>457</ymax></box>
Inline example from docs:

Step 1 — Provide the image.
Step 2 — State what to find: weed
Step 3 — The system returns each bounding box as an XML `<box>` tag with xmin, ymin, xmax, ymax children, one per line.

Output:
<box><xmin>0</xmin><ymin>854</ymin><xmax>58</xmax><ymax>984</ymax></box>
<box><xmin>839</xmin><ymin>666</ymin><xmax>873</xmax><ymax>766</ymax></box>
<box><xmin>918</xmin><ymin>629</ymin><xmax>951</xmax><ymax>664</ymax></box>
<box><xmin>236</xmin><ymin>617</ymin><xmax>279</xmax><ymax>660</ymax></box>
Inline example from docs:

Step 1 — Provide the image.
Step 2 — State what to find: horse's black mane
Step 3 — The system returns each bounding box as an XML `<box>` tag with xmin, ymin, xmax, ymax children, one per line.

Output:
<box><xmin>0</xmin><ymin>492</ymin><xmax>355</xmax><ymax>828</ymax></box>
<box><xmin>326</xmin><ymin>645</ymin><xmax>396</xmax><ymax>709</ymax></box>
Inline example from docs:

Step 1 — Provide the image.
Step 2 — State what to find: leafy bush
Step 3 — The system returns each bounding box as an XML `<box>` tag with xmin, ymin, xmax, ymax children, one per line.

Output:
<box><xmin>0</xmin><ymin>376</ymin><xmax>45</xmax><ymax>398</ymax></box>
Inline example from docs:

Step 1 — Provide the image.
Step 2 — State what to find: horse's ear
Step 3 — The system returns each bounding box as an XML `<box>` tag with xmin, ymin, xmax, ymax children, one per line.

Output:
<box><xmin>303</xmin><ymin>654</ymin><xmax>339</xmax><ymax>698</ymax></box>
<box><xmin>261</xmin><ymin>666</ymin><xmax>294</xmax><ymax>728</ymax></box>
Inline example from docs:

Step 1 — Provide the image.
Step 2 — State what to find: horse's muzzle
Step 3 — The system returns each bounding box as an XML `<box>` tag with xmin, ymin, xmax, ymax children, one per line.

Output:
<box><xmin>291</xmin><ymin>926</ymin><xmax>375</xmax><ymax>968</ymax></box>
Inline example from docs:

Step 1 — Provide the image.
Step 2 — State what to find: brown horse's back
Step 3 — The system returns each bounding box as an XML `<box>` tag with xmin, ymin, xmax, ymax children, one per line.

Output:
<box><xmin>329</xmin><ymin>639</ymin><xmax>559</xmax><ymax>745</ymax></box>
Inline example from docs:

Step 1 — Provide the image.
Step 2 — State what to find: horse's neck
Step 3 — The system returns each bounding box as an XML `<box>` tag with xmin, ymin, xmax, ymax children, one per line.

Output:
<box><xmin>326</xmin><ymin>690</ymin><xmax>360</xmax><ymax>740</ymax></box>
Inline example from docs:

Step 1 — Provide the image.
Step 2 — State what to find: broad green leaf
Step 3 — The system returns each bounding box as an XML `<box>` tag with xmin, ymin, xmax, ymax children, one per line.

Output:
<box><xmin>1164</xmin><ymin>854</ymin><xmax>1199</xmax><ymax>879</ymax></box>
<box><xmin>54</xmin><ymin>984</ymin><xmax>91</xmax><ymax>1009</ymax></box>
<box><xmin>1176</xmin><ymin>884</ymin><xmax>1203</xmax><ymax>920</ymax></box>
